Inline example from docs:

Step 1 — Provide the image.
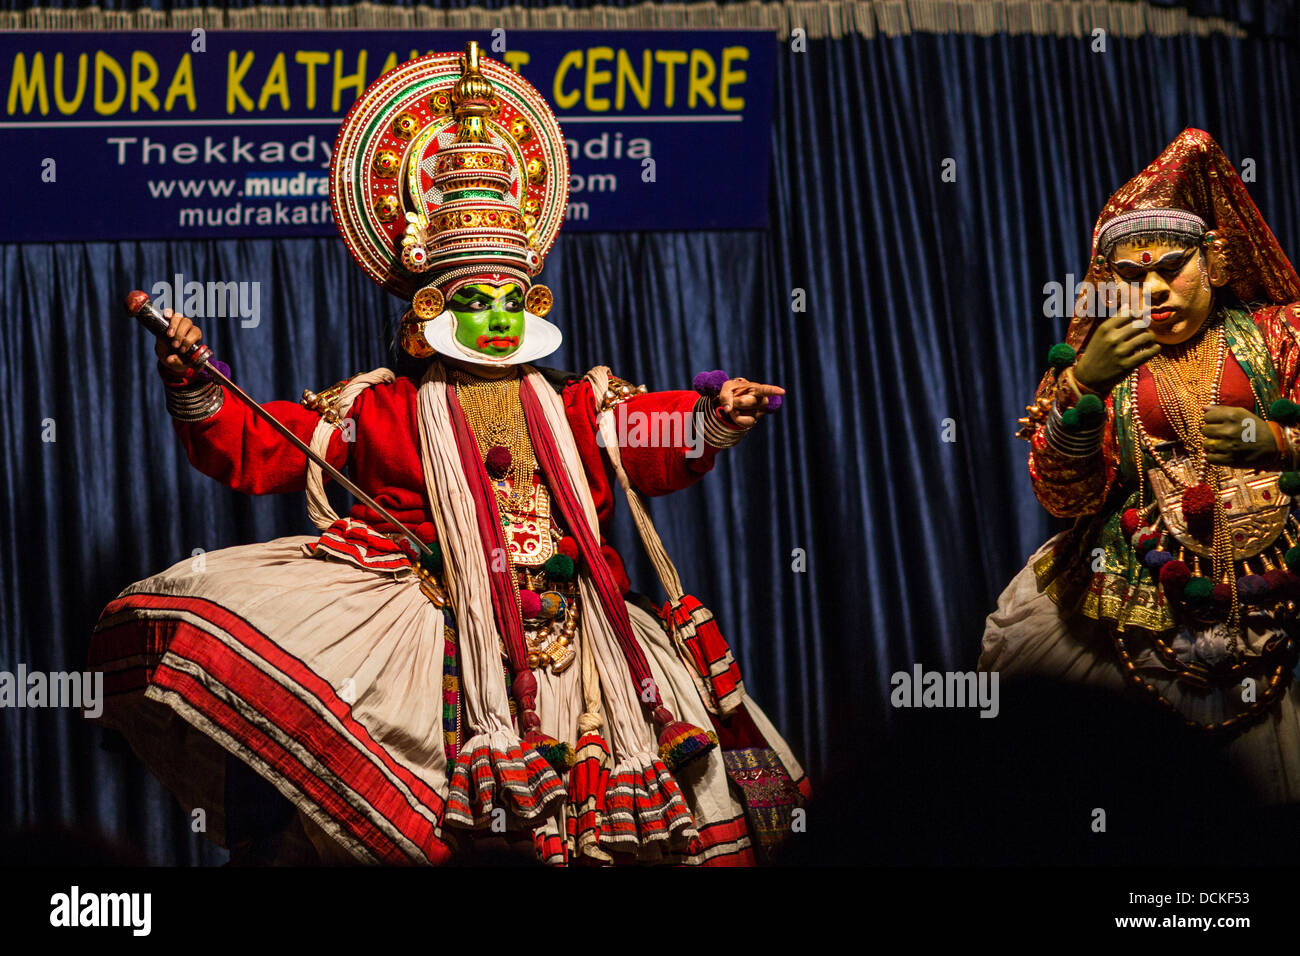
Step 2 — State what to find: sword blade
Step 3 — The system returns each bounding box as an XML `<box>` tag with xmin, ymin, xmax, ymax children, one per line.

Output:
<box><xmin>200</xmin><ymin>360</ymin><xmax>432</xmax><ymax>560</ymax></box>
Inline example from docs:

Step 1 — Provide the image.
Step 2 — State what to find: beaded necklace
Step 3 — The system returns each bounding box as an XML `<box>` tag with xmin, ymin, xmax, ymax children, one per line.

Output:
<box><xmin>1147</xmin><ymin>321</ymin><xmax>1226</xmax><ymax>468</ymax></box>
<box><xmin>1108</xmin><ymin>311</ymin><xmax>1300</xmax><ymax>730</ymax></box>
<box><xmin>451</xmin><ymin>368</ymin><xmax>536</xmax><ymax>509</ymax></box>
<box><xmin>1129</xmin><ymin>316</ymin><xmax>1253</xmax><ymax>631</ymax></box>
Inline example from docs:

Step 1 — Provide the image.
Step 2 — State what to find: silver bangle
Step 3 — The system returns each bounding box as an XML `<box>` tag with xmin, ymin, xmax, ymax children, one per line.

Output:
<box><xmin>694</xmin><ymin>395</ymin><xmax>747</xmax><ymax>449</ymax></box>
<box><xmin>165</xmin><ymin>381</ymin><xmax>224</xmax><ymax>422</ymax></box>
<box><xmin>1043</xmin><ymin>402</ymin><xmax>1102</xmax><ymax>457</ymax></box>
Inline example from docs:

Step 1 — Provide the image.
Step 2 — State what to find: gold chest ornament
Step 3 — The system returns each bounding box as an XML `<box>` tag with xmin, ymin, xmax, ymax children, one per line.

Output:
<box><xmin>492</xmin><ymin>470</ymin><xmax>555</xmax><ymax>567</ymax></box>
<box><xmin>1148</xmin><ymin>460</ymin><xmax>1290</xmax><ymax>560</ymax></box>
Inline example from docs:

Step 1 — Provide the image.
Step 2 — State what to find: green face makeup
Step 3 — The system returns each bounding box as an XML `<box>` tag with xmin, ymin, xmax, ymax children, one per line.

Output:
<box><xmin>450</xmin><ymin>282</ymin><xmax>526</xmax><ymax>357</ymax></box>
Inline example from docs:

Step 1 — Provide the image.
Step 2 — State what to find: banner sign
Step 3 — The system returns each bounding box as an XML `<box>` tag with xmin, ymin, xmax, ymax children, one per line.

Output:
<box><xmin>0</xmin><ymin>29</ymin><xmax>775</xmax><ymax>240</ymax></box>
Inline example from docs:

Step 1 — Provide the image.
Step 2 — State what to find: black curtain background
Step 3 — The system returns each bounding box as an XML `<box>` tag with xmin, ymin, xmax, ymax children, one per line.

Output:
<box><xmin>5</xmin><ymin>4</ymin><xmax>1300</xmax><ymax>863</ymax></box>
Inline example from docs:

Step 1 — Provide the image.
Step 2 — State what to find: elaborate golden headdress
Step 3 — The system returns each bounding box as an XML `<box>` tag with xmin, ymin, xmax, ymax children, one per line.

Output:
<box><xmin>330</xmin><ymin>41</ymin><xmax>570</xmax><ymax>364</ymax></box>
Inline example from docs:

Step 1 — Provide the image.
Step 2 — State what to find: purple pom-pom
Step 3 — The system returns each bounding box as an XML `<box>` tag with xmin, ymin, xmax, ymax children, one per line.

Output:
<box><xmin>1144</xmin><ymin>549</ymin><xmax>1173</xmax><ymax>570</ymax></box>
<box><xmin>766</xmin><ymin>394</ymin><xmax>783</xmax><ymax>412</ymax></box>
<box><xmin>1238</xmin><ymin>574</ymin><xmax>1271</xmax><ymax>604</ymax></box>
<box><xmin>195</xmin><ymin>358</ymin><xmax>231</xmax><ymax>384</ymax></box>
<box><xmin>485</xmin><ymin>445</ymin><xmax>512</xmax><ymax>477</ymax></box>
<box><xmin>692</xmin><ymin>370</ymin><xmax>729</xmax><ymax>396</ymax></box>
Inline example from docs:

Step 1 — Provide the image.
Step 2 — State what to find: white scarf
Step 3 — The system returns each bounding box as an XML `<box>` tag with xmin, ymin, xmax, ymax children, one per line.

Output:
<box><xmin>416</xmin><ymin>361</ymin><xmax>697</xmax><ymax>850</ymax></box>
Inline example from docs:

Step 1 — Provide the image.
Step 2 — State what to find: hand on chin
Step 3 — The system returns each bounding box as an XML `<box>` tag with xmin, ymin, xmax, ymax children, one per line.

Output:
<box><xmin>1148</xmin><ymin>310</ymin><xmax>1204</xmax><ymax>346</ymax></box>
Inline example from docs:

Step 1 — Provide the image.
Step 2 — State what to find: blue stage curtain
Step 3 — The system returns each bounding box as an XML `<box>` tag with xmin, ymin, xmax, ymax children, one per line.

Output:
<box><xmin>5</xmin><ymin>5</ymin><xmax>1300</xmax><ymax>862</ymax></box>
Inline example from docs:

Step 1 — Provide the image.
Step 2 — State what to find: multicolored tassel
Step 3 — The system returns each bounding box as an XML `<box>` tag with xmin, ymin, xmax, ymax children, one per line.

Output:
<box><xmin>653</xmin><ymin>706</ymin><xmax>717</xmax><ymax>771</ymax></box>
<box><xmin>523</xmin><ymin>730</ymin><xmax>576</xmax><ymax>776</ymax></box>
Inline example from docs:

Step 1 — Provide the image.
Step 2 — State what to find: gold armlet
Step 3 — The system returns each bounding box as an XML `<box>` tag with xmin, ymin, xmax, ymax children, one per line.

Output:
<box><xmin>301</xmin><ymin>378</ymin><xmax>353</xmax><ymax>426</ymax></box>
<box><xmin>595</xmin><ymin>373</ymin><xmax>648</xmax><ymax>413</ymax></box>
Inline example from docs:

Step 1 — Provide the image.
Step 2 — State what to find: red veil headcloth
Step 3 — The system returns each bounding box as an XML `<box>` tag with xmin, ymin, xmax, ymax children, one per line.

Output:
<box><xmin>1036</xmin><ymin>128</ymin><xmax>1300</xmax><ymax>403</ymax></box>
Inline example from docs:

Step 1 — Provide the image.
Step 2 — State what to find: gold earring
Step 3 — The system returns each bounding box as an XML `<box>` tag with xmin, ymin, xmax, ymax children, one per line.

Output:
<box><xmin>524</xmin><ymin>284</ymin><xmax>553</xmax><ymax>317</ymax></box>
<box><xmin>412</xmin><ymin>286</ymin><xmax>444</xmax><ymax>320</ymax></box>
<box><xmin>400</xmin><ymin>309</ymin><xmax>435</xmax><ymax>358</ymax></box>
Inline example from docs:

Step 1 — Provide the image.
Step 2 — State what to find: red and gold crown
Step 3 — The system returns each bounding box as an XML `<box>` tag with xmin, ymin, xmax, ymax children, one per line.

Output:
<box><xmin>330</xmin><ymin>41</ymin><xmax>569</xmax><ymax>316</ymax></box>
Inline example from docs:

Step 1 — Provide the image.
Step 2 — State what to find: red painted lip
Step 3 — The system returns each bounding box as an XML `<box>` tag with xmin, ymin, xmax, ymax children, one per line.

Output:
<box><xmin>1148</xmin><ymin>308</ymin><xmax>1177</xmax><ymax>323</ymax></box>
<box><xmin>476</xmin><ymin>334</ymin><xmax>519</xmax><ymax>348</ymax></box>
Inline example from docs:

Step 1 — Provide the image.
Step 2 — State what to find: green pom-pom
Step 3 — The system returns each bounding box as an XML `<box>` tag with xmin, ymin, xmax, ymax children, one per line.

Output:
<box><xmin>1183</xmin><ymin>577</ymin><xmax>1214</xmax><ymax>602</ymax></box>
<box><xmin>543</xmin><ymin>553</ymin><xmax>576</xmax><ymax>581</ymax></box>
<box><xmin>1060</xmin><ymin>395</ymin><xmax>1104</xmax><ymax>433</ymax></box>
<box><xmin>1074</xmin><ymin>393</ymin><xmax>1105</xmax><ymax>427</ymax></box>
<box><xmin>1281</xmin><ymin>472</ymin><xmax>1300</xmax><ymax>495</ymax></box>
<box><xmin>1047</xmin><ymin>342</ymin><xmax>1077</xmax><ymax>371</ymax></box>
<box><xmin>1270</xmin><ymin>398</ymin><xmax>1300</xmax><ymax>424</ymax></box>
<box><xmin>1286</xmin><ymin>547</ymin><xmax>1300</xmax><ymax>572</ymax></box>
<box><xmin>420</xmin><ymin>542</ymin><xmax>443</xmax><ymax>574</ymax></box>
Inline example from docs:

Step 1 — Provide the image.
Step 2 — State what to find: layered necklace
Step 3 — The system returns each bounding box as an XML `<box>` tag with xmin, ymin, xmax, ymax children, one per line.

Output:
<box><xmin>451</xmin><ymin>368</ymin><xmax>537</xmax><ymax>509</ymax></box>
<box><xmin>1145</xmin><ymin>321</ymin><xmax>1227</xmax><ymax>464</ymax></box>
<box><xmin>1130</xmin><ymin>315</ymin><xmax>1240</xmax><ymax>628</ymax></box>
<box><xmin>1111</xmin><ymin>313</ymin><xmax>1300</xmax><ymax>729</ymax></box>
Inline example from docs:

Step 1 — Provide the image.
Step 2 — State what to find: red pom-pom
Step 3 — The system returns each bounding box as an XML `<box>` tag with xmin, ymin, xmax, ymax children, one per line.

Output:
<box><xmin>557</xmin><ymin>536</ymin><xmax>579</xmax><ymax>559</ymax></box>
<box><xmin>1159</xmin><ymin>560</ymin><xmax>1191</xmax><ymax>594</ymax></box>
<box><xmin>485</xmin><ymin>444</ymin><xmax>512</xmax><ymax>477</ymax></box>
<box><xmin>1212</xmin><ymin>582</ymin><xmax>1232</xmax><ymax>605</ymax></box>
<box><xmin>1182</xmin><ymin>483</ymin><xmax>1216</xmax><ymax>524</ymax></box>
<box><xmin>520</xmin><ymin>588</ymin><xmax>541</xmax><ymax>619</ymax></box>
<box><xmin>1121</xmin><ymin>508</ymin><xmax>1141</xmax><ymax>538</ymax></box>
<box><xmin>1266</xmin><ymin>569</ymin><xmax>1294</xmax><ymax>599</ymax></box>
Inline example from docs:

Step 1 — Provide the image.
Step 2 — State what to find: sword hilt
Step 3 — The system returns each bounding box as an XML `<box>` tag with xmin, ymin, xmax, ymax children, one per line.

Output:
<box><xmin>124</xmin><ymin>290</ymin><xmax>211</xmax><ymax>365</ymax></box>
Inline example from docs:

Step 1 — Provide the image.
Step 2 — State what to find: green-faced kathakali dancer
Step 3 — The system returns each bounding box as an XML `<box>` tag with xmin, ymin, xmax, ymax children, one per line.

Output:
<box><xmin>90</xmin><ymin>41</ymin><xmax>806</xmax><ymax>866</ymax></box>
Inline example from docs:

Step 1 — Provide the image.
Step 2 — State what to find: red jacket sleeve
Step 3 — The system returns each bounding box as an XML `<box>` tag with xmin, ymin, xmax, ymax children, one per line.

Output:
<box><xmin>572</xmin><ymin>385</ymin><xmax>733</xmax><ymax>496</ymax></box>
<box><xmin>617</xmin><ymin>389</ymin><xmax>728</xmax><ymax>496</ymax></box>
<box><xmin>563</xmin><ymin>379</ymin><xmax>727</xmax><ymax>499</ymax></box>
<box><xmin>169</xmin><ymin>377</ymin><xmax>348</xmax><ymax>495</ymax></box>
<box><xmin>1254</xmin><ymin>301</ymin><xmax>1300</xmax><ymax>401</ymax></box>
<box><xmin>562</xmin><ymin>378</ymin><xmax>732</xmax><ymax>592</ymax></box>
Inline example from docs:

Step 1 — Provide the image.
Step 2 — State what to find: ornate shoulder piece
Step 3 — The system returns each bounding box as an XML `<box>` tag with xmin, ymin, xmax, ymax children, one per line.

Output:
<box><xmin>595</xmin><ymin>372</ymin><xmax>647</xmax><ymax>413</ymax></box>
<box><xmin>301</xmin><ymin>378</ymin><xmax>354</xmax><ymax>426</ymax></box>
